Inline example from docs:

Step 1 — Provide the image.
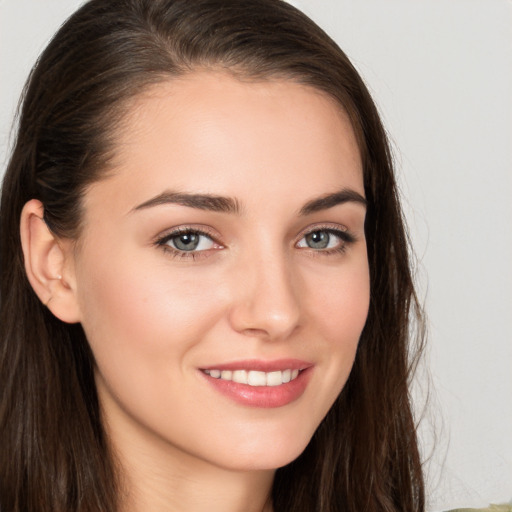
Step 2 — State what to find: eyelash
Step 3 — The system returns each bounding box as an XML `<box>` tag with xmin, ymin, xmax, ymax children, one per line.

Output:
<box><xmin>154</xmin><ymin>225</ymin><xmax>356</xmax><ymax>261</ymax></box>
<box><xmin>155</xmin><ymin>226</ymin><xmax>221</xmax><ymax>261</ymax></box>
<box><xmin>298</xmin><ymin>226</ymin><xmax>356</xmax><ymax>256</ymax></box>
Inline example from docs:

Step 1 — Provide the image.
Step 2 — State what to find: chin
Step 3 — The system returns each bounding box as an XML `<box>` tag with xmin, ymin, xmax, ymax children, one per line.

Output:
<box><xmin>208</xmin><ymin>428</ymin><xmax>315</xmax><ymax>473</ymax></box>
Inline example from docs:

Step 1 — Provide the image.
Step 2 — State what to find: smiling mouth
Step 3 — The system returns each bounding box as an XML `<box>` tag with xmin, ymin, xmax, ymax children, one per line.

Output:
<box><xmin>200</xmin><ymin>361</ymin><xmax>313</xmax><ymax>408</ymax></box>
<box><xmin>202</xmin><ymin>368</ymin><xmax>301</xmax><ymax>387</ymax></box>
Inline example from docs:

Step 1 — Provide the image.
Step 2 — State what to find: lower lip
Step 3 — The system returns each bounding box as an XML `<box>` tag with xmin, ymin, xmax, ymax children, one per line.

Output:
<box><xmin>200</xmin><ymin>367</ymin><xmax>313</xmax><ymax>408</ymax></box>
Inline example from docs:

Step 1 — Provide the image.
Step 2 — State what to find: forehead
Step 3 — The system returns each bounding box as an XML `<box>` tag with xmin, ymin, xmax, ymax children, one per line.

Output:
<box><xmin>83</xmin><ymin>71</ymin><xmax>363</xmax><ymax>218</ymax></box>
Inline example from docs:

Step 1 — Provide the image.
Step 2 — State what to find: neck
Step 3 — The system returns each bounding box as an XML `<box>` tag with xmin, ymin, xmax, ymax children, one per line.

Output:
<box><xmin>110</xmin><ymin>420</ymin><xmax>275</xmax><ymax>512</ymax></box>
<box><xmin>119</xmin><ymin>449</ymin><xmax>274</xmax><ymax>512</ymax></box>
<box><xmin>120</xmin><ymin>455</ymin><xmax>274</xmax><ymax>512</ymax></box>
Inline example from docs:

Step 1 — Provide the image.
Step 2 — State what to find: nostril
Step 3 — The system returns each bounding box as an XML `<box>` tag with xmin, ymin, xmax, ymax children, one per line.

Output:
<box><xmin>242</xmin><ymin>327</ymin><xmax>269</xmax><ymax>337</ymax></box>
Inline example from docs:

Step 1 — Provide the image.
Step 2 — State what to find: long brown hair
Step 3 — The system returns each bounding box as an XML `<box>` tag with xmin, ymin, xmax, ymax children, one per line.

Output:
<box><xmin>0</xmin><ymin>1</ymin><xmax>425</xmax><ymax>510</ymax></box>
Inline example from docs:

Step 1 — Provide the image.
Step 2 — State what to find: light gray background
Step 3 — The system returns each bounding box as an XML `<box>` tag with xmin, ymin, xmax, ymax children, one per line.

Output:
<box><xmin>1</xmin><ymin>1</ymin><xmax>511</xmax><ymax>510</ymax></box>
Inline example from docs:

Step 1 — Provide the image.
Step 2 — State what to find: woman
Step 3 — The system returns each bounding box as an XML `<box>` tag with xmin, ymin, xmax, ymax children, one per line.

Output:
<box><xmin>0</xmin><ymin>0</ymin><xmax>425</xmax><ymax>511</ymax></box>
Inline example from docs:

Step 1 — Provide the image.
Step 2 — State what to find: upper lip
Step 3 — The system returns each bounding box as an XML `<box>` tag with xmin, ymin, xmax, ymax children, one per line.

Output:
<box><xmin>200</xmin><ymin>359</ymin><xmax>312</xmax><ymax>372</ymax></box>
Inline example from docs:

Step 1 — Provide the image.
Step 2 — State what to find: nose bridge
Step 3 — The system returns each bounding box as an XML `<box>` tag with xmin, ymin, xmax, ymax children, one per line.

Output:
<box><xmin>228</xmin><ymin>242</ymin><xmax>302</xmax><ymax>339</ymax></box>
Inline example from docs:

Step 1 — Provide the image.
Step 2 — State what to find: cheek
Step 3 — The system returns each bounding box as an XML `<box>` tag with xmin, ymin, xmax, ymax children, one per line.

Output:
<box><xmin>306</xmin><ymin>255</ymin><xmax>370</xmax><ymax>393</ymax></box>
<box><xmin>74</xmin><ymin>251</ymin><xmax>234</xmax><ymax>446</ymax></box>
<box><xmin>74</xmin><ymin>248</ymin><xmax>226</xmax><ymax>375</ymax></box>
<box><xmin>309</xmin><ymin>255</ymin><xmax>370</xmax><ymax>343</ymax></box>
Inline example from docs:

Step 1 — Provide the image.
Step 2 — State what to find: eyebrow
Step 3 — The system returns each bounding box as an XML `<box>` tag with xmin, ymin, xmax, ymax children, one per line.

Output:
<box><xmin>132</xmin><ymin>187</ymin><xmax>366</xmax><ymax>215</ymax></box>
<box><xmin>298</xmin><ymin>188</ymin><xmax>367</xmax><ymax>215</ymax></box>
<box><xmin>132</xmin><ymin>191</ymin><xmax>242</xmax><ymax>214</ymax></box>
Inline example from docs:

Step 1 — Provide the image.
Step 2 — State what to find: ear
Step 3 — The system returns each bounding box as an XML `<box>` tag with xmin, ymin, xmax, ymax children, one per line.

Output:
<box><xmin>20</xmin><ymin>199</ymin><xmax>81</xmax><ymax>323</ymax></box>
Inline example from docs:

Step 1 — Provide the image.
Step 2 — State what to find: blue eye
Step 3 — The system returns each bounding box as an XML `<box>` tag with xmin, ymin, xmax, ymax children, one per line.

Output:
<box><xmin>304</xmin><ymin>230</ymin><xmax>332</xmax><ymax>249</ymax></box>
<box><xmin>296</xmin><ymin>228</ymin><xmax>353</xmax><ymax>251</ymax></box>
<box><xmin>160</xmin><ymin>230</ymin><xmax>216</xmax><ymax>252</ymax></box>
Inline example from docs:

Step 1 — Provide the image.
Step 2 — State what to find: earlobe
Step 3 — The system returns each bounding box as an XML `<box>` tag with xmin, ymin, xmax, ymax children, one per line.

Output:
<box><xmin>20</xmin><ymin>199</ymin><xmax>82</xmax><ymax>323</ymax></box>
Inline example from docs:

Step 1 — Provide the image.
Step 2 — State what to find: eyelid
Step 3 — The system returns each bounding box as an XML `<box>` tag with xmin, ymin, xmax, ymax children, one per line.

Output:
<box><xmin>295</xmin><ymin>222</ymin><xmax>353</xmax><ymax>242</ymax></box>
<box><xmin>153</xmin><ymin>224</ymin><xmax>224</xmax><ymax>260</ymax></box>
<box><xmin>295</xmin><ymin>222</ymin><xmax>357</xmax><ymax>253</ymax></box>
<box><xmin>154</xmin><ymin>224</ymin><xmax>222</xmax><ymax>245</ymax></box>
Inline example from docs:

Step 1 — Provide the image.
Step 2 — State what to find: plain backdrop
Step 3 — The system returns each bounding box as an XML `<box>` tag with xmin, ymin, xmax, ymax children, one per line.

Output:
<box><xmin>1</xmin><ymin>1</ymin><xmax>511</xmax><ymax>510</ymax></box>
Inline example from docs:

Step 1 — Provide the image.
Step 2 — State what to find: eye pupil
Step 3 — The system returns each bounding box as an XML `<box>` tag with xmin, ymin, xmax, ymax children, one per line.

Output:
<box><xmin>173</xmin><ymin>232</ymin><xmax>200</xmax><ymax>251</ymax></box>
<box><xmin>306</xmin><ymin>230</ymin><xmax>330</xmax><ymax>249</ymax></box>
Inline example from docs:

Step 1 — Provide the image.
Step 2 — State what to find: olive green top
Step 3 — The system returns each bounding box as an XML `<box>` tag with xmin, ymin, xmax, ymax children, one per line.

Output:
<box><xmin>446</xmin><ymin>505</ymin><xmax>512</xmax><ymax>512</ymax></box>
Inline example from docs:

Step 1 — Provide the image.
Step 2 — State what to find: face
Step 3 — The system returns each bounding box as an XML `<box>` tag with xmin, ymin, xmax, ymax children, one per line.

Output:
<box><xmin>70</xmin><ymin>72</ymin><xmax>369</xmax><ymax>473</ymax></box>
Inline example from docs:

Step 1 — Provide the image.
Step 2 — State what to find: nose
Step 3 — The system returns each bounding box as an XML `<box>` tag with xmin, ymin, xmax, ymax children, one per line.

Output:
<box><xmin>227</xmin><ymin>252</ymin><xmax>302</xmax><ymax>341</ymax></box>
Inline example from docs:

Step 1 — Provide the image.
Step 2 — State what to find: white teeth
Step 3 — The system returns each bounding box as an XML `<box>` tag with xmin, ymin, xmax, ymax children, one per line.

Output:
<box><xmin>247</xmin><ymin>370</ymin><xmax>267</xmax><ymax>386</ymax></box>
<box><xmin>232</xmin><ymin>370</ymin><xmax>248</xmax><ymax>384</ymax></box>
<box><xmin>221</xmin><ymin>370</ymin><xmax>232</xmax><ymax>380</ymax></box>
<box><xmin>266</xmin><ymin>371</ymin><xmax>282</xmax><ymax>387</ymax></box>
<box><xmin>203</xmin><ymin>368</ymin><xmax>302</xmax><ymax>386</ymax></box>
